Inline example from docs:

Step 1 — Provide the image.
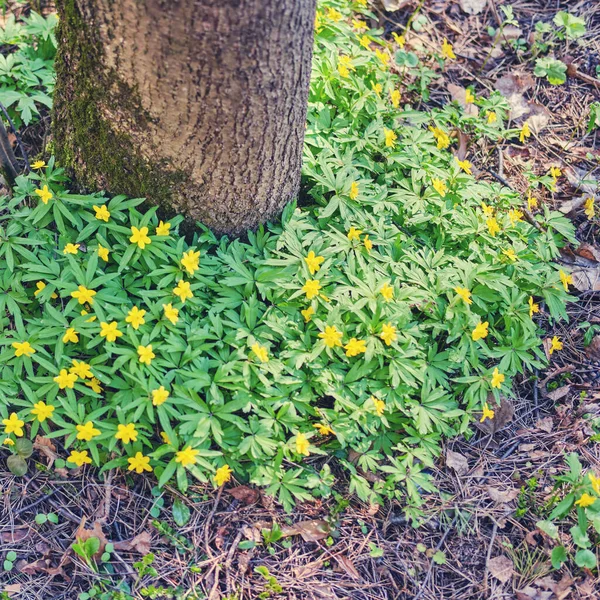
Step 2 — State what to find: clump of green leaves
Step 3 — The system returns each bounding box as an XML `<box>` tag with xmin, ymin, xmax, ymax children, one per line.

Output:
<box><xmin>0</xmin><ymin>0</ymin><xmax>575</xmax><ymax>520</ymax></box>
<box><xmin>0</xmin><ymin>11</ymin><xmax>57</xmax><ymax>126</ymax></box>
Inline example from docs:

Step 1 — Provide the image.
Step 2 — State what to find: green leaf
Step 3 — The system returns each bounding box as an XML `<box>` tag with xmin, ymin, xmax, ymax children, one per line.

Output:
<box><xmin>574</xmin><ymin>549</ymin><xmax>596</xmax><ymax>569</ymax></box>
<box><xmin>551</xmin><ymin>546</ymin><xmax>567</xmax><ymax>570</ymax></box>
<box><xmin>172</xmin><ymin>498</ymin><xmax>191</xmax><ymax>527</ymax></box>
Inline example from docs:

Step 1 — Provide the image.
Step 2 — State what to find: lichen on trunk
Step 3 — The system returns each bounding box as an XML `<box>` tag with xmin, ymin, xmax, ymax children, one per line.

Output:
<box><xmin>53</xmin><ymin>0</ymin><xmax>316</xmax><ymax>236</ymax></box>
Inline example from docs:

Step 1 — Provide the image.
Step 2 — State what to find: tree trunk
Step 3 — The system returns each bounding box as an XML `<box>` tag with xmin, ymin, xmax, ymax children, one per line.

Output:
<box><xmin>53</xmin><ymin>0</ymin><xmax>316</xmax><ymax>236</ymax></box>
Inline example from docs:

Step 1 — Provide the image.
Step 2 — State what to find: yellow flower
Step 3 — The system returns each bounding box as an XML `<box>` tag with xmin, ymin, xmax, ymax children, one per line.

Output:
<box><xmin>455</xmin><ymin>158</ymin><xmax>472</xmax><ymax>174</ymax></box>
<box><xmin>472</xmin><ymin>321</ymin><xmax>489</xmax><ymax>341</ymax></box>
<box><xmin>529</xmin><ymin>296</ymin><xmax>539</xmax><ymax>318</ymax></box>
<box><xmin>384</xmin><ymin>128</ymin><xmax>397</xmax><ymax>148</ymax></box>
<box><xmin>347</xmin><ymin>226</ymin><xmax>362</xmax><ymax>241</ymax></box>
<box><xmin>519</xmin><ymin>122</ymin><xmax>531</xmax><ymax>143</ymax></box>
<box><xmin>363</xmin><ymin>235</ymin><xmax>373</xmax><ymax>253</ymax></box>
<box><xmin>173</xmin><ymin>280</ymin><xmax>193</xmax><ymax>303</ymax></box>
<box><xmin>295</xmin><ymin>432</ymin><xmax>310</xmax><ymax>456</ymax></box>
<box><xmin>429</xmin><ymin>126</ymin><xmax>450</xmax><ymax>149</ymax></box>
<box><xmin>375</xmin><ymin>49</ymin><xmax>390</xmax><ymax>67</ymax></box>
<box><xmin>371</xmin><ymin>81</ymin><xmax>382</xmax><ymax>95</ymax></box>
<box><xmin>126</xmin><ymin>306</ymin><xmax>146</xmax><ymax>330</ymax></box>
<box><xmin>162</xmin><ymin>303</ymin><xmax>179</xmax><ymax>324</ymax></box>
<box><xmin>93</xmin><ymin>204</ymin><xmax>110</xmax><ymax>222</ymax></box>
<box><xmin>35</xmin><ymin>185</ymin><xmax>53</xmax><ymax>204</ymax></box>
<box><xmin>301</xmin><ymin>306</ymin><xmax>315</xmax><ymax>323</ymax></box>
<box><xmin>588</xmin><ymin>473</ymin><xmax>600</xmax><ymax>495</ymax></box>
<box><xmin>97</xmin><ymin>244</ymin><xmax>109</xmax><ymax>262</ymax></box>
<box><xmin>349</xmin><ymin>181</ymin><xmax>360</xmax><ymax>200</ymax></box>
<box><xmin>160</xmin><ymin>431</ymin><xmax>171</xmax><ymax>445</ymax></box>
<box><xmin>12</xmin><ymin>341</ymin><xmax>35</xmax><ymax>357</ymax></box>
<box><xmin>318</xmin><ymin>325</ymin><xmax>343</xmax><ymax>348</ymax></box>
<box><xmin>454</xmin><ymin>287</ymin><xmax>472</xmax><ymax>305</ymax></box>
<box><xmin>480</xmin><ymin>202</ymin><xmax>494</xmax><ymax>218</ymax></box>
<box><xmin>31</xmin><ymin>160</ymin><xmax>46</xmax><ymax>169</ymax></box>
<box><xmin>156</xmin><ymin>220</ymin><xmax>171</xmax><ymax>236</ymax></box>
<box><xmin>480</xmin><ymin>403</ymin><xmax>495</xmax><ymax>423</ymax></box>
<box><xmin>380</xmin><ymin>282</ymin><xmax>394</xmax><ymax>302</ymax></box>
<box><xmin>70</xmin><ymin>360</ymin><xmax>92</xmax><ymax>379</ymax></box>
<box><xmin>305</xmin><ymin>251</ymin><xmax>324</xmax><ymax>275</ymax></box>
<box><xmin>175</xmin><ymin>446</ymin><xmax>199</xmax><ymax>467</ymax></box>
<box><xmin>344</xmin><ymin>338</ymin><xmax>367</xmax><ymax>357</ymax></box>
<box><xmin>326</xmin><ymin>7</ymin><xmax>342</xmax><ymax>21</ymax></box>
<box><xmin>359</xmin><ymin>35</ymin><xmax>371</xmax><ymax>49</ymax></box>
<box><xmin>302</xmin><ymin>279</ymin><xmax>322</xmax><ymax>299</ymax></box>
<box><xmin>130</xmin><ymin>226</ymin><xmax>151</xmax><ymax>249</ymax></box>
<box><xmin>62</xmin><ymin>327</ymin><xmax>79</xmax><ymax>344</ymax></box>
<box><xmin>71</xmin><ymin>285</ymin><xmax>96</xmax><ymax>305</ymax></box>
<box><xmin>214</xmin><ymin>464</ymin><xmax>233</xmax><ymax>486</ymax></box>
<box><xmin>128</xmin><ymin>452</ymin><xmax>152</xmax><ymax>474</ymax></box>
<box><xmin>549</xmin><ymin>335</ymin><xmax>563</xmax><ymax>355</ymax></box>
<box><xmin>441</xmin><ymin>38</ymin><xmax>456</xmax><ymax>60</ymax></box>
<box><xmin>370</xmin><ymin>396</ymin><xmax>385</xmax><ymax>416</ymax></box>
<box><xmin>152</xmin><ymin>386</ymin><xmax>169</xmax><ymax>406</ymax></box>
<box><xmin>432</xmin><ymin>179</ymin><xmax>447</xmax><ymax>197</ymax></box>
<box><xmin>54</xmin><ymin>369</ymin><xmax>77</xmax><ymax>389</ymax></box>
<box><xmin>352</xmin><ymin>19</ymin><xmax>367</xmax><ymax>32</ymax></box>
<box><xmin>575</xmin><ymin>493</ymin><xmax>596</xmax><ymax>508</ymax></box>
<box><xmin>31</xmin><ymin>401</ymin><xmax>55</xmax><ymax>423</ymax></box>
<box><xmin>508</xmin><ymin>208</ymin><xmax>523</xmax><ymax>225</ymax></box>
<box><xmin>487</xmin><ymin>111</ymin><xmax>497</xmax><ymax>124</ymax></box>
<box><xmin>390</xmin><ymin>89</ymin><xmax>401</xmax><ymax>109</ymax></box>
<box><xmin>392</xmin><ymin>32</ymin><xmax>405</xmax><ymax>47</ymax></box>
<box><xmin>502</xmin><ymin>248</ymin><xmax>518</xmax><ymax>262</ymax></box>
<box><xmin>100</xmin><ymin>321</ymin><xmax>123</xmax><ymax>343</ymax></box>
<box><xmin>85</xmin><ymin>378</ymin><xmax>103</xmax><ymax>394</ymax></box>
<box><xmin>559</xmin><ymin>269</ymin><xmax>572</xmax><ymax>291</ymax></box>
<box><xmin>527</xmin><ymin>193</ymin><xmax>538</xmax><ymax>211</ymax></box>
<box><xmin>63</xmin><ymin>243</ymin><xmax>80</xmax><ymax>255</ymax></box>
<box><xmin>138</xmin><ymin>345</ymin><xmax>155</xmax><ymax>365</ymax></box>
<box><xmin>337</xmin><ymin>55</ymin><xmax>354</xmax><ymax>78</ymax></box>
<box><xmin>584</xmin><ymin>197</ymin><xmax>595</xmax><ymax>219</ymax></box>
<box><xmin>3</xmin><ymin>413</ymin><xmax>24</xmax><ymax>436</ymax></box>
<box><xmin>486</xmin><ymin>217</ymin><xmax>500</xmax><ymax>237</ymax></box>
<box><xmin>380</xmin><ymin>322</ymin><xmax>397</xmax><ymax>346</ymax></box>
<box><xmin>181</xmin><ymin>249</ymin><xmax>200</xmax><ymax>275</ymax></box>
<box><xmin>314</xmin><ymin>423</ymin><xmax>335</xmax><ymax>435</ymax></box>
<box><xmin>76</xmin><ymin>421</ymin><xmax>101</xmax><ymax>441</ymax></box>
<box><xmin>67</xmin><ymin>450</ymin><xmax>92</xmax><ymax>467</ymax></box>
<box><xmin>465</xmin><ymin>89</ymin><xmax>475</xmax><ymax>104</ymax></box>
<box><xmin>115</xmin><ymin>423</ymin><xmax>138</xmax><ymax>444</ymax></box>
<box><xmin>3</xmin><ymin>438</ymin><xmax>15</xmax><ymax>446</ymax></box>
<box><xmin>550</xmin><ymin>167</ymin><xmax>561</xmax><ymax>179</ymax></box>
<box><xmin>252</xmin><ymin>343</ymin><xmax>269</xmax><ymax>363</ymax></box>
<box><xmin>34</xmin><ymin>281</ymin><xmax>47</xmax><ymax>297</ymax></box>
<box><xmin>491</xmin><ymin>367</ymin><xmax>505</xmax><ymax>389</ymax></box>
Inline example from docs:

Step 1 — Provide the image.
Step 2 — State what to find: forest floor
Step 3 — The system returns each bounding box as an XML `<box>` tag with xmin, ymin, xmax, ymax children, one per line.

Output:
<box><xmin>2</xmin><ymin>1</ymin><xmax>600</xmax><ymax>599</ymax></box>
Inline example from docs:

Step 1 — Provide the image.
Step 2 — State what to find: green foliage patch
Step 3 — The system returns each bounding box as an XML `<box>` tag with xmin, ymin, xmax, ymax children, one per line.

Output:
<box><xmin>0</xmin><ymin>0</ymin><xmax>575</xmax><ymax>519</ymax></box>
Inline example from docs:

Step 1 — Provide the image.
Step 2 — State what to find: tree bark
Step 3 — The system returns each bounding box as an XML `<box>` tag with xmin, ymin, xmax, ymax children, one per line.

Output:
<box><xmin>53</xmin><ymin>0</ymin><xmax>316</xmax><ymax>236</ymax></box>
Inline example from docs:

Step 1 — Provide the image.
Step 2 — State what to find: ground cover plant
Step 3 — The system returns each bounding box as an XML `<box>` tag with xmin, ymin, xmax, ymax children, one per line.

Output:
<box><xmin>0</xmin><ymin>0</ymin><xmax>578</xmax><ymax>525</ymax></box>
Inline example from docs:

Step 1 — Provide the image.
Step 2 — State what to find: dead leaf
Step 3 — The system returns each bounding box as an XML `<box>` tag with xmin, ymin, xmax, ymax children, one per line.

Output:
<box><xmin>487</xmin><ymin>486</ymin><xmax>520</xmax><ymax>503</ymax></box>
<box><xmin>563</xmin><ymin>166</ymin><xmax>597</xmax><ymax>196</ymax></box>
<box><xmin>447</xmin><ymin>83</ymin><xmax>479</xmax><ymax>116</ymax></box>
<box><xmin>379</xmin><ymin>0</ymin><xmax>411</xmax><ymax>10</ymax></box>
<box><xmin>114</xmin><ymin>530</ymin><xmax>152</xmax><ymax>554</ymax></box>
<box><xmin>74</xmin><ymin>519</ymin><xmax>108</xmax><ymax>559</ymax></box>
<box><xmin>502</xmin><ymin>25</ymin><xmax>523</xmax><ymax>40</ymax></box>
<box><xmin>495</xmin><ymin>73</ymin><xmax>534</xmax><ymax>120</ymax></box>
<box><xmin>477</xmin><ymin>394</ymin><xmax>514</xmax><ymax>434</ymax></box>
<box><xmin>586</xmin><ymin>336</ymin><xmax>600</xmax><ymax>360</ymax></box>
<box><xmin>459</xmin><ymin>0</ymin><xmax>487</xmax><ymax>15</ymax></box>
<box><xmin>535</xmin><ymin>417</ymin><xmax>553</xmax><ymax>433</ymax></box>
<box><xmin>455</xmin><ymin>129</ymin><xmax>470</xmax><ymax>161</ymax></box>
<box><xmin>526</xmin><ymin>103</ymin><xmax>550</xmax><ymax>133</ymax></box>
<box><xmin>488</xmin><ymin>555</ymin><xmax>514</xmax><ymax>583</ymax></box>
<box><xmin>1</xmin><ymin>529</ymin><xmax>29</xmax><ymax>543</ymax></box>
<box><xmin>575</xmin><ymin>244</ymin><xmax>600</xmax><ymax>263</ymax></box>
<box><xmin>335</xmin><ymin>555</ymin><xmax>361</xmax><ymax>580</ymax></box>
<box><xmin>19</xmin><ymin>559</ymin><xmax>53</xmax><ymax>576</ymax></box>
<box><xmin>241</xmin><ymin>524</ymin><xmax>262</xmax><ymax>543</ymax></box>
<box><xmin>281</xmin><ymin>520</ymin><xmax>330</xmax><ymax>542</ymax></box>
<box><xmin>294</xmin><ymin>559</ymin><xmax>324</xmax><ymax>579</ymax></box>
<box><xmin>3</xmin><ymin>584</ymin><xmax>21</xmax><ymax>597</ymax></box>
<box><xmin>34</xmin><ymin>436</ymin><xmax>58</xmax><ymax>467</ymax></box>
<box><xmin>571</xmin><ymin>266</ymin><xmax>600</xmax><ymax>292</ymax></box>
<box><xmin>228</xmin><ymin>485</ymin><xmax>260</xmax><ymax>505</ymax></box>
<box><xmin>446</xmin><ymin>449</ymin><xmax>469</xmax><ymax>476</ymax></box>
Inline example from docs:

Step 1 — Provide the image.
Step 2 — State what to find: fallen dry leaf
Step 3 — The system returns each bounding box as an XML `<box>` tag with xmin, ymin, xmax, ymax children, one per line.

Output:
<box><xmin>459</xmin><ymin>0</ymin><xmax>487</xmax><ymax>15</ymax></box>
<box><xmin>294</xmin><ymin>559</ymin><xmax>324</xmax><ymax>579</ymax></box>
<box><xmin>3</xmin><ymin>584</ymin><xmax>21</xmax><ymax>598</ymax></box>
<box><xmin>585</xmin><ymin>336</ymin><xmax>600</xmax><ymax>360</ymax></box>
<box><xmin>488</xmin><ymin>555</ymin><xmax>514</xmax><ymax>583</ymax></box>
<box><xmin>74</xmin><ymin>519</ymin><xmax>108</xmax><ymax>559</ymax></box>
<box><xmin>477</xmin><ymin>394</ymin><xmax>514</xmax><ymax>434</ymax></box>
<box><xmin>114</xmin><ymin>530</ymin><xmax>152</xmax><ymax>554</ymax></box>
<box><xmin>487</xmin><ymin>486</ymin><xmax>520</xmax><ymax>503</ymax></box>
<box><xmin>335</xmin><ymin>555</ymin><xmax>361</xmax><ymax>580</ymax></box>
<box><xmin>379</xmin><ymin>0</ymin><xmax>411</xmax><ymax>10</ymax></box>
<box><xmin>571</xmin><ymin>266</ymin><xmax>600</xmax><ymax>292</ymax></box>
<box><xmin>535</xmin><ymin>417</ymin><xmax>553</xmax><ymax>433</ymax></box>
<box><xmin>281</xmin><ymin>519</ymin><xmax>330</xmax><ymax>542</ymax></box>
<box><xmin>1</xmin><ymin>529</ymin><xmax>29</xmax><ymax>543</ymax></box>
<box><xmin>34</xmin><ymin>436</ymin><xmax>58</xmax><ymax>467</ymax></box>
<box><xmin>447</xmin><ymin>83</ymin><xmax>479</xmax><ymax>116</ymax></box>
<box><xmin>228</xmin><ymin>485</ymin><xmax>260</xmax><ymax>505</ymax></box>
<box><xmin>446</xmin><ymin>449</ymin><xmax>469</xmax><ymax>476</ymax></box>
